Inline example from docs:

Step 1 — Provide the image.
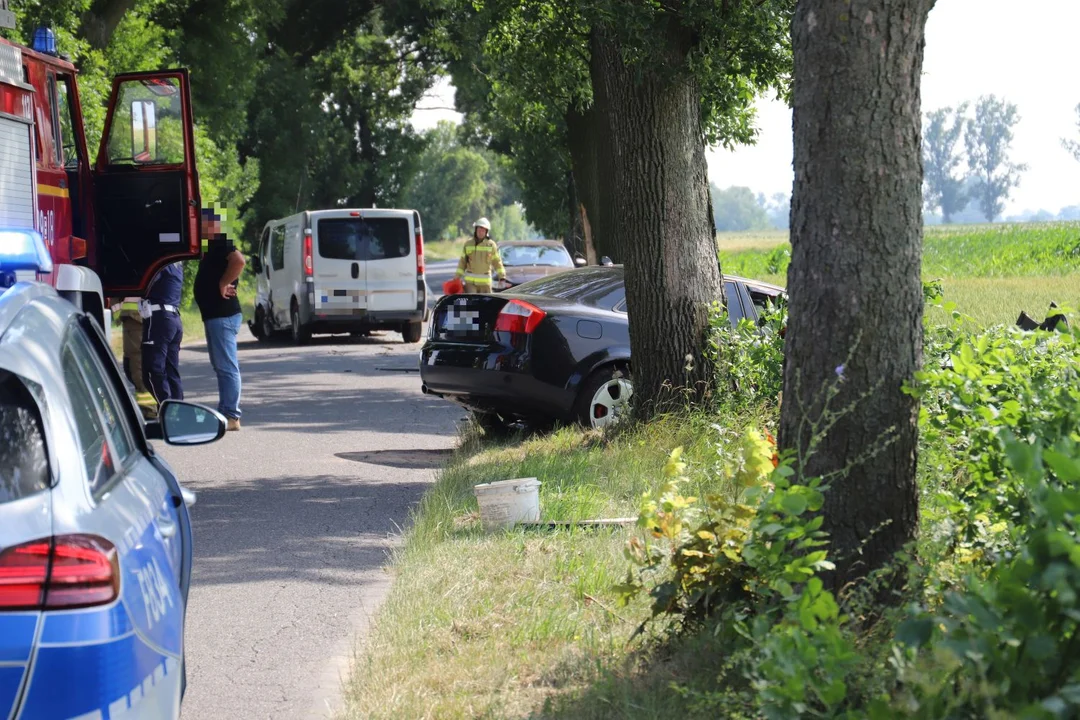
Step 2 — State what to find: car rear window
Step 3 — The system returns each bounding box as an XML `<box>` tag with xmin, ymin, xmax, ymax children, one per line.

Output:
<box><xmin>0</xmin><ymin>372</ymin><xmax>50</xmax><ymax>504</ymax></box>
<box><xmin>317</xmin><ymin>218</ymin><xmax>411</xmax><ymax>262</ymax></box>
<box><xmin>500</xmin><ymin>244</ymin><xmax>573</xmax><ymax>267</ymax></box>
<box><xmin>512</xmin><ymin>267</ymin><xmax>625</xmax><ymax>309</ymax></box>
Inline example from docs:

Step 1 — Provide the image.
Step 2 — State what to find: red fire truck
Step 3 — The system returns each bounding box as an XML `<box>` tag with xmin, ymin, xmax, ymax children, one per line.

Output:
<box><xmin>0</xmin><ymin>27</ymin><xmax>201</xmax><ymax>334</ymax></box>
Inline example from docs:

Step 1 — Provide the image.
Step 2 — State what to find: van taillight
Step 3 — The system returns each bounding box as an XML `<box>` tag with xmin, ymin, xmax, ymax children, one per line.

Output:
<box><xmin>0</xmin><ymin>535</ymin><xmax>120</xmax><ymax>610</ymax></box>
<box><xmin>415</xmin><ymin>231</ymin><xmax>424</xmax><ymax>276</ymax></box>
<box><xmin>303</xmin><ymin>230</ymin><xmax>313</xmax><ymax>276</ymax></box>
<box><xmin>494</xmin><ymin>299</ymin><xmax>546</xmax><ymax>334</ymax></box>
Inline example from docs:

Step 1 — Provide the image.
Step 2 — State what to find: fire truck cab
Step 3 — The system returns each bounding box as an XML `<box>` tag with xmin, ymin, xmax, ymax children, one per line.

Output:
<box><xmin>0</xmin><ymin>29</ymin><xmax>201</xmax><ymax>332</ymax></box>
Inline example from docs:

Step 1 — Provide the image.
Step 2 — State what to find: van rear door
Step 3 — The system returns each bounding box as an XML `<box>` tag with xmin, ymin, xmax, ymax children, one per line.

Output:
<box><xmin>360</xmin><ymin>210</ymin><xmax>416</xmax><ymax>313</ymax></box>
<box><xmin>311</xmin><ymin>212</ymin><xmax>369</xmax><ymax>319</ymax></box>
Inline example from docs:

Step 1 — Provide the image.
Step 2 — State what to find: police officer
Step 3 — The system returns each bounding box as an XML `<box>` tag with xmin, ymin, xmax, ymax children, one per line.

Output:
<box><xmin>141</xmin><ymin>261</ymin><xmax>185</xmax><ymax>407</ymax></box>
<box><xmin>455</xmin><ymin>217</ymin><xmax>507</xmax><ymax>293</ymax></box>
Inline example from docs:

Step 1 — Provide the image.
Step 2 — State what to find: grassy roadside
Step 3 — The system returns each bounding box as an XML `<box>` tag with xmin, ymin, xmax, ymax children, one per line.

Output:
<box><xmin>342</xmin><ymin>222</ymin><xmax>1080</xmax><ymax>718</ymax></box>
<box><xmin>340</xmin><ymin>413</ymin><xmax>769</xmax><ymax>719</ymax></box>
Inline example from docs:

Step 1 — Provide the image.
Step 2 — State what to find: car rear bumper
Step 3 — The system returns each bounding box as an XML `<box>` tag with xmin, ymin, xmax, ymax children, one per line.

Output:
<box><xmin>420</xmin><ymin>343</ymin><xmax>575</xmax><ymax>421</ymax></box>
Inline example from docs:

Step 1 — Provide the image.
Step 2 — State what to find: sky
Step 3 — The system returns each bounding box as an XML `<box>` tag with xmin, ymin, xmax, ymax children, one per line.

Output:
<box><xmin>410</xmin><ymin>0</ymin><xmax>1080</xmax><ymax>216</ymax></box>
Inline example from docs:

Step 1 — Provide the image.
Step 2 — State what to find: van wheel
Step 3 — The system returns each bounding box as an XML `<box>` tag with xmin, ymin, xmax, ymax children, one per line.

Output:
<box><xmin>260</xmin><ymin>306</ymin><xmax>276</xmax><ymax>341</ymax></box>
<box><xmin>290</xmin><ymin>301</ymin><xmax>311</xmax><ymax>345</ymax></box>
<box><xmin>251</xmin><ymin>307</ymin><xmax>267</xmax><ymax>341</ymax></box>
<box><xmin>402</xmin><ymin>321</ymin><xmax>423</xmax><ymax>344</ymax></box>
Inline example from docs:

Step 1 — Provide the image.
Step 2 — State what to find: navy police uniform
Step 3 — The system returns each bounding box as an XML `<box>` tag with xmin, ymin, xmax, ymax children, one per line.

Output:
<box><xmin>141</xmin><ymin>262</ymin><xmax>185</xmax><ymax>405</ymax></box>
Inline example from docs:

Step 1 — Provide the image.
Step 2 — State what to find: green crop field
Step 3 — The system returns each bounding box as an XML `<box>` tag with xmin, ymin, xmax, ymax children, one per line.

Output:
<box><xmin>719</xmin><ymin>221</ymin><xmax>1080</xmax><ymax>327</ymax></box>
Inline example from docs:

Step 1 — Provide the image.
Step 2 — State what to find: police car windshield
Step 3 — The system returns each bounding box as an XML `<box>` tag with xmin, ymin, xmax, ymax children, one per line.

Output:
<box><xmin>0</xmin><ymin>373</ymin><xmax>49</xmax><ymax>504</ymax></box>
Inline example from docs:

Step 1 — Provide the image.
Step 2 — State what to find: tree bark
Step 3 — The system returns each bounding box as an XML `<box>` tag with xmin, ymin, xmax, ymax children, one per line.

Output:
<box><xmin>567</xmin><ymin>101</ymin><xmax>614</xmax><ymax>262</ymax></box>
<box><xmin>591</xmin><ymin>20</ymin><xmax>722</xmax><ymax>419</ymax></box>
<box><xmin>81</xmin><ymin>0</ymin><xmax>138</xmax><ymax>50</ymax></box>
<box><xmin>780</xmin><ymin>0</ymin><xmax>935</xmax><ymax>593</ymax></box>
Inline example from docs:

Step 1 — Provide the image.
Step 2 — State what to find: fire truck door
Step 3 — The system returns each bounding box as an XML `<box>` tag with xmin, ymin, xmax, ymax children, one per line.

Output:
<box><xmin>93</xmin><ymin>70</ymin><xmax>201</xmax><ymax>296</ymax></box>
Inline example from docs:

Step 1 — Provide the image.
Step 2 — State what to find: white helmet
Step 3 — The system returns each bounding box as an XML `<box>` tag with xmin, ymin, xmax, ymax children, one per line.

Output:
<box><xmin>473</xmin><ymin>217</ymin><xmax>491</xmax><ymax>231</ymax></box>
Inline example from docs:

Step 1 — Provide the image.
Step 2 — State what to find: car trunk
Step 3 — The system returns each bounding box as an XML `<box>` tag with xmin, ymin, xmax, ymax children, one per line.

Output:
<box><xmin>430</xmin><ymin>294</ymin><xmax>511</xmax><ymax>344</ymax></box>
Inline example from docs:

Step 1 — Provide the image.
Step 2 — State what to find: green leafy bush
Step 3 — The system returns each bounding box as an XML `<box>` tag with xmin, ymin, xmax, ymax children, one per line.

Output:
<box><xmin>709</xmin><ymin>300</ymin><xmax>786</xmax><ymax>412</ymax></box>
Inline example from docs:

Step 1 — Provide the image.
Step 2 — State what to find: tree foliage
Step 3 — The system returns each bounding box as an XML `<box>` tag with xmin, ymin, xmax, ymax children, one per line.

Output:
<box><xmin>711</xmin><ymin>185</ymin><xmax>771</xmax><ymax>232</ymax></box>
<box><xmin>1063</xmin><ymin>103</ymin><xmax>1080</xmax><ymax>164</ymax></box>
<box><xmin>965</xmin><ymin>95</ymin><xmax>1028</xmax><ymax>223</ymax></box>
<box><xmin>923</xmin><ymin>104</ymin><xmax>969</xmax><ymax>224</ymax></box>
<box><xmin>404</xmin><ymin>123</ymin><xmax>490</xmax><ymax>240</ymax></box>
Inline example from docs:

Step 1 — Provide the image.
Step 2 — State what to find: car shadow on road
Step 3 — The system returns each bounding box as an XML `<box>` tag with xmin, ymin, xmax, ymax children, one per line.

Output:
<box><xmin>335</xmin><ymin>448</ymin><xmax>453</xmax><ymax>469</ymax></box>
<box><xmin>189</xmin><ymin>473</ymin><xmax>432</xmax><ymax>588</ymax></box>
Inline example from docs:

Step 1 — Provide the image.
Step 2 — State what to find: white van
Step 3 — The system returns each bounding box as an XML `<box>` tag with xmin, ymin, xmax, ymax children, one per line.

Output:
<box><xmin>249</xmin><ymin>208</ymin><xmax>429</xmax><ymax>344</ymax></box>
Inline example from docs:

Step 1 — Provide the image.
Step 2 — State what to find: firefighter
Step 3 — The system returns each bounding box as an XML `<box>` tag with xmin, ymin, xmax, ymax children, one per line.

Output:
<box><xmin>141</xmin><ymin>261</ymin><xmax>186</xmax><ymax>408</ymax></box>
<box><xmin>455</xmin><ymin>217</ymin><xmax>507</xmax><ymax>293</ymax></box>
<box><xmin>116</xmin><ymin>298</ymin><xmax>147</xmax><ymax>394</ymax></box>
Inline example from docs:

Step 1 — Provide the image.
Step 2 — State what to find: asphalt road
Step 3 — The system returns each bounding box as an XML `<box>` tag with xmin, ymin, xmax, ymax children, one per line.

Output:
<box><xmin>159</xmin><ymin>323</ymin><xmax>460</xmax><ymax>719</ymax></box>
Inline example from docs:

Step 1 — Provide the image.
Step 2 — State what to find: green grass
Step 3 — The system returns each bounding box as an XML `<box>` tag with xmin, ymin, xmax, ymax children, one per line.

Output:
<box><xmin>424</xmin><ymin>238</ymin><xmax>467</xmax><ymax>262</ymax></box>
<box><xmin>720</xmin><ymin>221</ymin><xmax>1080</xmax><ymax>328</ymax></box>
<box><xmin>340</xmin><ymin>414</ymin><xmax>763</xmax><ymax>719</ymax></box>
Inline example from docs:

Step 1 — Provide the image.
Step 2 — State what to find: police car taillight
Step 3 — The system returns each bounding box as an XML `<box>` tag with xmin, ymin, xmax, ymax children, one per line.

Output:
<box><xmin>494</xmin><ymin>299</ymin><xmax>546</xmax><ymax>334</ymax></box>
<box><xmin>0</xmin><ymin>534</ymin><xmax>119</xmax><ymax>610</ymax></box>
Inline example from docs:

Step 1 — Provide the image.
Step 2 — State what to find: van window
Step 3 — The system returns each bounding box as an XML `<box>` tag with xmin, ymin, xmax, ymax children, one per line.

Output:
<box><xmin>317</xmin><ymin>218</ymin><xmax>411</xmax><ymax>262</ymax></box>
<box><xmin>271</xmin><ymin>225</ymin><xmax>286</xmax><ymax>271</ymax></box>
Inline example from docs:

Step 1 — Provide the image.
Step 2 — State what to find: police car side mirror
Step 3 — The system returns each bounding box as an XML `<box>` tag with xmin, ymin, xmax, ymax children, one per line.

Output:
<box><xmin>156</xmin><ymin>400</ymin><xmax>227</xmax><ymax>446</ymax></box>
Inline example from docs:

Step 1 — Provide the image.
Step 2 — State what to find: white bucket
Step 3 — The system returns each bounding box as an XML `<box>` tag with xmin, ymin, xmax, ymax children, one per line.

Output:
<box><xmin>473</xmin><ymin>478</ymin><xmax>541</xmax><ymax>530</ymax></box>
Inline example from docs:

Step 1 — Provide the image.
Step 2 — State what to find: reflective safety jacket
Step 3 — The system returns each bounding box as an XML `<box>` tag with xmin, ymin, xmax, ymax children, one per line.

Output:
<box><xmin>117</xmin><ymin>297</ymin><xmax>142</xmax><ymax>320</ymax></box>
<box><xmin>455</xmin><ymin>237</ymin><xmax>506</xmax><ymax>286</ymax></box>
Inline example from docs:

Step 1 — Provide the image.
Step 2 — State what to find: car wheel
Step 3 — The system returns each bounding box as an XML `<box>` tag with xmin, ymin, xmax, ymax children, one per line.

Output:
<box><xmin>290</xmin><ymin>301</ymin><xmax>311</xmax><ymax>345</ymax></box>
<box><xmin>576</xmin><ymin>366</ymin><xmax>633</xmax><ymax>429</ymax></box>
<box><xmin>402</xmin><ymin>321</ymin><xmax>423</xmax><ymax>344</ymax></box>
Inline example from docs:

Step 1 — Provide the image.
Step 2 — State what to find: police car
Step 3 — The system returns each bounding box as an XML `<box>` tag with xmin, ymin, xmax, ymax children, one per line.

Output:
<box><xmin>0</xmin><ymin>230</ymin><xmax>225</xmax><ymax>719</ymax></box>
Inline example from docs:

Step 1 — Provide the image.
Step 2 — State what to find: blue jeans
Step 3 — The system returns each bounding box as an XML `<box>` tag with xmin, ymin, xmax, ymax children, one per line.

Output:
<box><xmin>204</xmin><ymin>313</ymin><xmax>242</xmax><ymax>419</ymax></box>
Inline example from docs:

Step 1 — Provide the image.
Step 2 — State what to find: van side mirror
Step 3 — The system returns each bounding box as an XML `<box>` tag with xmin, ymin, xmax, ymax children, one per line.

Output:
<box><xmin>250</xmin><ymin>255</ymin><xmax>263</xmax><ymax>274</ymax></box>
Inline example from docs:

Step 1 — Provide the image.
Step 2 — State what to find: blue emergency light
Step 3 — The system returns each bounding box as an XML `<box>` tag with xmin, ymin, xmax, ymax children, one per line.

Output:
<box><xmin>0</xmin><ymin>229</ymin><xmax>53</xmax><ymax>274</ymax></box>
<box><xmin>31</xmin><ymin>27</ymin><xmax>58</xmax><ymax>56</ymax></box>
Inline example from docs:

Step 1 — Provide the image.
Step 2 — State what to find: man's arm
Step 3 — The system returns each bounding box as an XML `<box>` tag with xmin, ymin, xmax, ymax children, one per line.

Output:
<box><xmin>219</xmin><ymin>250</ymin><xmax>246</xmax><ymax>299</ymax></box>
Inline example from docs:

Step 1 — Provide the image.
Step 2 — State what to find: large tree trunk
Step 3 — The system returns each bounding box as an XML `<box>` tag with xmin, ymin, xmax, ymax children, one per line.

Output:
<box><xmin>567</xmin><ymin>100</ymin><xmax>615</xmax><ymax>262</ymax></box>
<box><xmin>780</xmin><ymin>0</ymin><xmax>935</xmax><ymax>593</ymax></box>
<box><xmin>81</xmin><ymin>0</ymin><xmax>137</xmax><ymax>50</ymax></box>
<box><xmin>591</xmin><ymin>20</ymin><xmax>722</xmax><ymax>419</ymax></box>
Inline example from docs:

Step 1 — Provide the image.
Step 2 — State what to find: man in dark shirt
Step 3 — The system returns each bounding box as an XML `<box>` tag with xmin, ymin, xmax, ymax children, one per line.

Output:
<box><xmin>141</xmin><ymin>260</ymin><xmax>185</xmax><ymax>409</ymax></box>
<box><xmin>194</xmin><ymin>208</ymin><xmax>246</xmax><ymax>431</ymax></box>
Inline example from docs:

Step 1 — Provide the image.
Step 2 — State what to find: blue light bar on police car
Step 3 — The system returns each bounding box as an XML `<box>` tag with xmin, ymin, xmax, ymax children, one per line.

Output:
<box><xmin>0</xmin><ymin>229</ymin><xmax>53</xmax><ymax>274</ymax></box>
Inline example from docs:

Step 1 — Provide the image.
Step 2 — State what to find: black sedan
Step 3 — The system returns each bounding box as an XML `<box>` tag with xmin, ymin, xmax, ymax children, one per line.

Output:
<box><xmin>420</xmin><ymin>266</ymin><xmax>784</xmax><ymax>430</ymax></box>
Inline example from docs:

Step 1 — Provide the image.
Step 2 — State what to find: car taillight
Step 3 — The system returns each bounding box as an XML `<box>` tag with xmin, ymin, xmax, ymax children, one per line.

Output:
<box><xmin>415</xmin><ymin>230</ymin><xmax>424</xmax><ymax>276</ymax></box>
<box><xmin>0</xmin><ymin>535</ymin><xmax>119</xmax><ymax>610</ymax></box>
<box><xmin>303</xmin><ymin>229</ymin><xmax>313</xmax><ymax>276</ymax></box>
<box><xmin>494</xmin><ymin>299</ymin><xmax>546</xmax><ymax>334</ymax></box>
